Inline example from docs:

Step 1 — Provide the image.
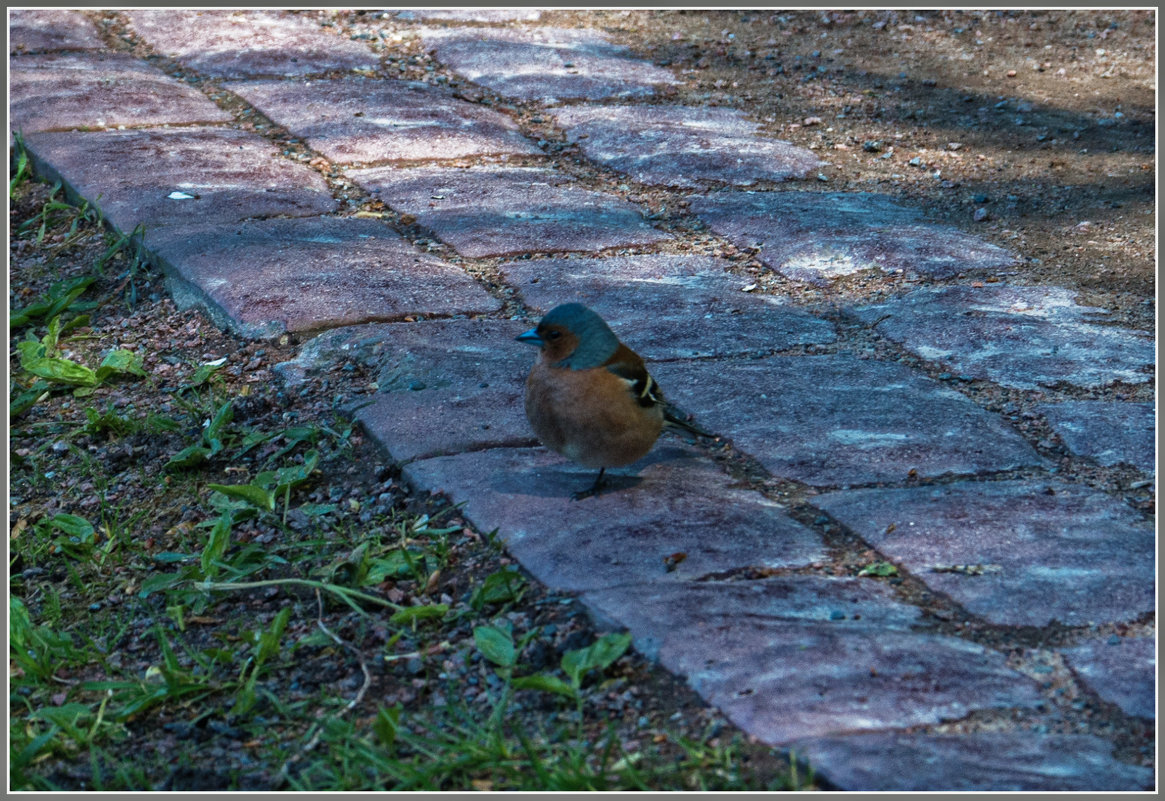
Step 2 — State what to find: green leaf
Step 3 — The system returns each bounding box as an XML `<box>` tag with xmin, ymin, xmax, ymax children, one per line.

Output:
<box><xmin>511</xmin><ymin>673</ymin><xmax>578</xmax><ymax>698</ymax></box>
<box><xmin>297</xmin><ymin>503</ymin><xmax>337</xmax><ymax>518</ymax></box>
<box><xmin>138</xmin><ymin>572</ymin><xmax>189</xmax><ymax>599</ymax></box>
<box><xmin>166</xmin><ymin>444</ymin><xmax>211</xmax><ymax>470</ymax></box>
<box><xmin>21</xmin><ymin>356</ymin><xmax>97</xmax><ymax>387</ymax></box>
<box><xmin>234</xmin><ymin>429</ymin><xmax>276</xmax><ymax>458</ymax></box>
<box><xmin>32</xmin><ymin>703</ymin><xmax>93</xmax><ymax>737</ymax></box>
<box><xmin>857</xmin><ymin>561</ymin><xmax>898</xmax><ymax>577</ymax></box>
<box><xmin>364</xmin><ymin>550</ymin><xmax>420</xmax><ymax>584</ymax></box>
<box><xmin>207</xmin><ymin>483</ymin><xmax>276</xmax><ymax>512</ymax></box>
<box><xmin>273</xmin><ymin>449</ymin><xmax>319</xmax><ymax>493</ymax></box>
<box><xmin>474</xmin><ymin>625</ymin><xmax>516</xmax><ymax>668</ymax></box>
<box><xmin>389</xmin><ymin>604</ymin><xmax>448</xmax><ymax>626</ymax></box>
<box><xmin>43</xmin><ymin>315</ymin><xmax>62</xmax><ymax>353</ymax></box>
<box><xmin>9</xmin><ymin>381</ymin><xmax>52</xmax><ymax>417</ymax></box>
<box><xmin>374</xmin><ymin>704</ymin><xmax>403</xmax><ymax>751</ymax></box>
<box><xmin>562</xmin><ymin>632</ymin><xmax>632</xmax><ymax>687</ymax></box>
<box><xmin>255</xmin><ymin>607</ymin><xmax>291</xmax><ymax>666</ymax></box>
<box><xmin>199</xmin><ymin>514</ymin><xmax>232</xmax><ymax>578</ymax></box>
<box><xmin>58</xmin><ymin>313</ymin><xmax>92</xmax><ymax>337</ymax></box>
<box><xmin>42</xmin><ymin>513</ymin><xmax>94</xmax><ymax>540</ymax></box>
<box><xmin>204</xmin><ymin>400</ymin><xmax>233</xmax><ymax>444</ymax></box>
<box><xmin>186</xmin><ymin>360</ymin><xmax>225</xmax><ymax>388</ymax></box>
<box><xmin>471</xmin><ymin>567</ymin><xmax>527</xmax><ymax>610</ymax></box>
<box><xmin>16</xmin><ymin>337</ymin><xmax>45</xmax><ymax>366</ymax></box>
<box><xmin>94</xmin><ymin>348</ymin><xmax>146</xmax><ymax>382</ymax></box>
<box><xmin>10</xmin><ymin>597</ymin><xmax>32</xmax><ymax>649</ymax></box>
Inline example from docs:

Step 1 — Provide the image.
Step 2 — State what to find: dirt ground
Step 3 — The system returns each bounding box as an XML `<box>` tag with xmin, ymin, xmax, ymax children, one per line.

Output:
<box><xmin>528</xmin><ymin>8</ymin><xmax>1156</xmax><ymax>327</ymax></box>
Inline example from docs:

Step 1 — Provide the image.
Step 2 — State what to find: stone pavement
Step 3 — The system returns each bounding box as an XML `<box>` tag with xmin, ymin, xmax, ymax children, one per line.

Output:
<box><xmin>9</xmin><ymin>9</ymin><xmax>1155</xmax><ymax>791</ymax></box>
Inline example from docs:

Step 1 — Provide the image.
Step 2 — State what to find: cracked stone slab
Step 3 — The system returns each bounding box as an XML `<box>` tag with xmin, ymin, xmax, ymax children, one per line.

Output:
<box><xmin>10</xmin><ymin>52</ymin><xmax>233</xmax><ymax>134</ymax></box>
<box><xmin>348</xmin><ymin>165</ymin><xmax>670</xmax><ymax>257</ymax></box>
<box><xmin>293</xmin><ymin>319</ymin><xmax>536</xmax><ymax>461</ymax></box>
<box><xmin>395</xmin><ymin>9</ymin><xmax>543</xmax><ymax>22</ymax></box>
<box><xmin>549</xmin><ymin>105</ymin><xmax>824</xmax><ymax>187</ymax></box>
<box><xmin>225</xmin><ymin>78</ymin><xmax>540</xmax><ymax>164</ymax></box>
<box><xmin>404</xmin><ymin>444</ymin><xmax>825</xmax><ymax>592</ymax></box>
<box><xmin>22</xmin><ymin>127</ymin><xmax>337</xmax><ymax>235</ymax></box>
<box><xmin>144</xmin><ymin>218</ymin><xmax>500</xmax><ymax>338</ymax></box>
<box><xmin>795</xmin><ymin>732</ymin><xmax>1153</xmax><ymax>791</ymax></box>
<box><xmin>851</xmin><ymin>285</ymin><xmax>1154</xmax><ymax>389</ymax></box>
<box><xmin>1063</xmin><ymin>637</ymin><xmax>1155</xmax><ymax>719</ymax></box>
<box><xmin>1037</xmin><ymin>401</ymin><xmax>1155</xmax><ymax>473</ymax></box>
<box><xmin>9</xmin><ymin>9</ymin><xmax>106</xmax><ymax>52</ymax></box>
<box><xmin>583</xmin><ymin>575</ymin><xmax>920</xmax><ymax>661</ymax></box>
<box><xmin>125</xmin><ymin>9</ymin><xmax>378</xmax><ymax>78</ymax></box>
<box><xmin>651</xmin><ymin>354</ymin><xmax>1043</xmax><ymax>486</ymax></box>
<box><xmin>815</xmin><ymin>480</ymin><xmax>1155</xmax><ymax>627</ymax></box>
<box><xmin>668</xmin><ymin>624</ymin><xmax>1042</xmax><ymax>745</ymax></box>
<box><xmin>500</xmin><ymin>254</ymin><xmax>836</xmax><ymax>359</ymax></box>
<box><xmin>690</xmin><ymin>191</ymin><xmax>1017</xmax><ymax>284</ymax></box>
<box><xmin>420</xmin><ymin>26</ymin><xmax>679</xmax><ymax>103</ymax></box>
<box><xmin>582</xmin><ymin>577</ymin><xmax>1041</xmax><ymax>745</ymax></box>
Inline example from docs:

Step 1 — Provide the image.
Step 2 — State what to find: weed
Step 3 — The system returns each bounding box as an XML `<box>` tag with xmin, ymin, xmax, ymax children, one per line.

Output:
<box><xmin>9</xmin><ymin>274</ymin><xmax>97</xmax><ymax>330</ymax></box>
<box><xmin>10</xmin><ymin>133</ymin><xmax>32</xmax><ymax>197</ymax></box>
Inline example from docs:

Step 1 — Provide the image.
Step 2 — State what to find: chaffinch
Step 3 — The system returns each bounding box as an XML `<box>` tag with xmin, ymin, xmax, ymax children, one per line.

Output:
<box><xmin>516</xmin><ymin>302</ymin><xmax>710</xmax><ymax>499</ymax></box>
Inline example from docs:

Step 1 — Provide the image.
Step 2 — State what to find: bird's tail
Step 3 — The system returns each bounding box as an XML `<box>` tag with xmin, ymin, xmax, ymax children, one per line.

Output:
<box><xmin>663</xmin><ymin>403</ymin><xmax>715</xmax><ymax>438</ymax></box>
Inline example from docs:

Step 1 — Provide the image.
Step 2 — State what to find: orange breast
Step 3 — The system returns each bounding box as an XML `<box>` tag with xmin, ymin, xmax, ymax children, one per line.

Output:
<box><xmin>525</xmin><ymin>362</ymin><xmax>664</xmax><ymax>469</ymax></box>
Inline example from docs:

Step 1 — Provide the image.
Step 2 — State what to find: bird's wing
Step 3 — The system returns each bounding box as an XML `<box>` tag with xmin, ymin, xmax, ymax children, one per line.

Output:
<box><xmin>604</xmin><ymin>345</ymin><xmax>663</xmax><ymax>409</ymax></box>
<box><xmin>605</xmin><ymin>344</ymin><xmax>714</xmax><ymax>437</ymax></box>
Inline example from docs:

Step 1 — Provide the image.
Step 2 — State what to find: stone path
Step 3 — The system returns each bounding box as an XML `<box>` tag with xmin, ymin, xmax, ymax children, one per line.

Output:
<box><xmin>9</xmin><ymin>9</ymin><xmax>1155</xmax><ymax>792</ymax></box>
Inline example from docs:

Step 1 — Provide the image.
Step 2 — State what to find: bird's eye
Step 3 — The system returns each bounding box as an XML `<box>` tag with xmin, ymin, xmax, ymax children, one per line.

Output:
<box><xmin>546</xmin><ymin>330</ymin><xmax>562</xmax><ymax>340</ymax></box>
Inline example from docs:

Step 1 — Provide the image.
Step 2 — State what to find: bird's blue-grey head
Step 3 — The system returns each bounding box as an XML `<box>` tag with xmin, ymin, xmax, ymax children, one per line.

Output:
<box><xmin>515</xmin><ymin>302</ymin><xmax>620</xmax><ymax>369</ymax></box>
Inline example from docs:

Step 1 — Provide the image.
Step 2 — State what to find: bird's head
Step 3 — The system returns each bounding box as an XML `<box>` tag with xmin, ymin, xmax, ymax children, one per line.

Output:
<box><xmin>515</xmin><ymin>302</ymin><xmax>620</xmax><ymax>369</ymax></box>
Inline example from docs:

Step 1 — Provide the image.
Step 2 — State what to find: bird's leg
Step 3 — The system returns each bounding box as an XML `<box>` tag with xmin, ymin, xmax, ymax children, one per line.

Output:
<box><xmin>571</xmin><ymin>467</ymin><xmax>606</xmax><ymax>501</ymax></box>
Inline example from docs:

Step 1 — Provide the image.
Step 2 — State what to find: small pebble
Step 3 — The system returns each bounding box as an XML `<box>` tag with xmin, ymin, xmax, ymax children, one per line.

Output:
<box><xmin>973</xmin><ymin>207</ymin><xmax>989</xmax><ymax>222</ymax></box>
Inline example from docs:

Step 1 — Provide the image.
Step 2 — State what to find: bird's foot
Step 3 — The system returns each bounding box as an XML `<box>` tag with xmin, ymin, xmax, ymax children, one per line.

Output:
<box><xmin>571</xmin><ymin>468</ymin><xmax>606</xmax><ymax>501</ymax></box>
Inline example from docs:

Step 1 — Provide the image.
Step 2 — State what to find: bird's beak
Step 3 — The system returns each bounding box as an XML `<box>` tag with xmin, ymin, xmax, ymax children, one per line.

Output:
<box><xmin>515</xmin><ymin>328</ymin><xmax>543</xmax><ymax>347</ymax></box>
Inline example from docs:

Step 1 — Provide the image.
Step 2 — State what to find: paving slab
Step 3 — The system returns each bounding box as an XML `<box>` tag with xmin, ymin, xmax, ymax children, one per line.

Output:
<box><xmin>1037</xmin><ymin>401</ymin><xmax>1155</xmax><ymax>473</ymax></box>
<box><xmin>285</xmin><ymin>319</ymin><xmax>536</xmax><ymax>459</ymax></box>
<box><xmin>1062</xmin><ymin>637</ymin><xmax>1156</xmax><ymax>719</ymax></box>
<box><xmin>851</xmin><ymin>285</ymin><xmax>1155</xmax><ymax>389</ymax></box>
<box><xmin>357</xmin><ymin>325</ymin><xmax>535</xmax><ymax>461</ymax></box>
<box><xmin>653</xmin><ymin>616</ymin><xmax>1040</xmax><ymax>744</ymax></box>
<box><xmin>795</xmin><ymin>732</ymin><xmax>1153</xmax><ymax>791</ymax></box>
<box><xmin>144</xmin><ymin>218</ymin><xmax>500</xmax><ymax>338</ymax></box>
<box><xmin>420</xmin><ymin>26</ymin><xmax>679</xmax><ymax>103</ymax></box>
<box><xmin>815</xmin><ymin>480</ymin><xmax>1155</xmax><ymax>627</ymax></box>
<box><xmin>690</xmin><ymin>191</ymin><xmax>1017</xmax><ymax>284</ymax></box>
<box><xmin>347</xmin><ymin>164</ymin><xmax>670</xmax><ymax>257</ymax></box>
<box><xmin>550</xmin><ymin>105</ymin><xmax>824</xmax><ymax>187</ymax></box>
<box><xmin>500</xmin><ymin>254</ymin><xmax>836</xmax><ymax>359</ymax></box>
<box><xmin>225</xmin><ymin>78</ymin><xmax>540</xmax><ymax>164</ymax></box>
<box><xmin>9</xmin><ymin>9</ymin><xmax>106</xmax><ymax>52</ymax></box>
<box><xmin>395</xmin><ymin>9</ymin><xmax>543</xmax><ymax>22</ymax></box>
<box><xmin>125</xmin><ymin>9</ymin><xmax>378</xmax><ymax>78</ymax></box>
<box><xmin>22</xmin><ymin>127</ymin><xmax>337</xmax><ymax>235</ymax></box>
<box><xmin>651</xmin><ymin>354</ymin><xmax>1043</xmax><ymax>486</ymax></box>
<box><xmin>10</xmin><ymin>52</ymin><xmax>233</xmax><ymax>134</ymax></box>
<box><xmin>583</xmin><ymin>577</ymin><xmax>1041</xmax><ymax>744</ymax></box>
<box><xmin>583</xmin><ymin>575</ymin><xmax>920</xmax><ymax>661</ymax></box>
<box><xmin>403</xmin><ymin>445</ymin><xmax>826</xmax><ymax>592</ymax></box>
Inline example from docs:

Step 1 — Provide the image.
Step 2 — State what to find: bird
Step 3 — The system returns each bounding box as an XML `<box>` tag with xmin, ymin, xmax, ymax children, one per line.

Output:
<box><xmin>516</xmin><ymin>302</ymin><xmax>711</xmax><ymax>499</ymax></box>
